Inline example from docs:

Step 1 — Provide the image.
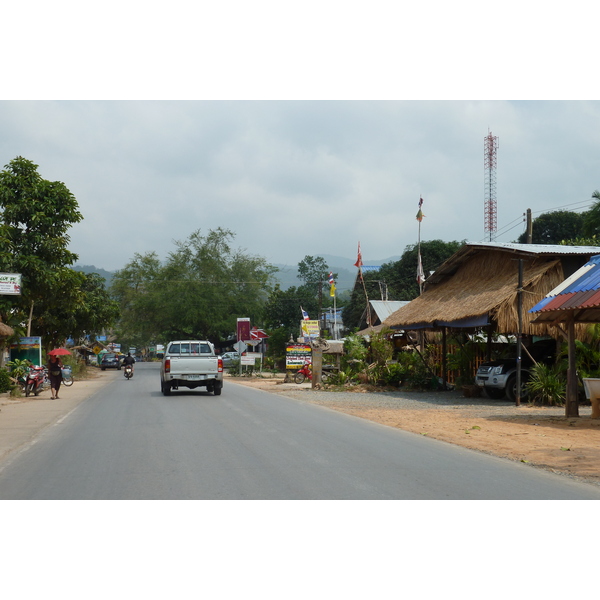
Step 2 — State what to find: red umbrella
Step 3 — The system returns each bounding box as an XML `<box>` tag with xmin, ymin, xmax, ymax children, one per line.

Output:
<box><xmin>48</xmin><ymin>348</ymin><xmax>71</xmax><ymax>356</ymax></box>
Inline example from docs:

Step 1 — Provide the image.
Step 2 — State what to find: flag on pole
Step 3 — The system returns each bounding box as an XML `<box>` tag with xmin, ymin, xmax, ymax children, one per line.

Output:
<box><xmin>328</xmin><ymin>272</ymin><xmax>335</xmax><ymax>285</ymax></box>
<box><xmin>329</xmin><ymin>283</ymin><xmax>336</xmax><ymax>297</ymax></box>
<box><xmin>417</xmin><ymin>251</ymin><xmax>425</xmax><ymax>285</ymax></box>
<box><xmin>416</xmin><ymin>196</ymin><xmax>425</xmax><ymax>222</ymax></box>
<box><xmin>354</xmin><ymin>242</ymin><xmax>363</xmax><ymax>268</ymax></box>
<box><xmin>301</xmin><ymin>307</ymin><xmax>310</xmax><ymax>321</ymax></box>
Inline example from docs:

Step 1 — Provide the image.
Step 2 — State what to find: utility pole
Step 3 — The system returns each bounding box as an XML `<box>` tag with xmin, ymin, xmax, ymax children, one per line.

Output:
<box><xmin>526</xmin><ymin>209</ymin><xmax>533</xmax><ymax>243</ymax></box>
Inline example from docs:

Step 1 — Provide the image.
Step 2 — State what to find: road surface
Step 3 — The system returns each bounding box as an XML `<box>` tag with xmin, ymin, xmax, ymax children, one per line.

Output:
<box><xmin>1</xmin><ymin>362</ymin><xmax>600</xmax><ymax>499</ymax></box>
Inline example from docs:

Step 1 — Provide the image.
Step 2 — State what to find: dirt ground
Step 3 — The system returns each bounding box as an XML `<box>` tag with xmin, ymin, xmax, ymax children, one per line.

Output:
<box><xmin>228</xmin><ymin>374</ymin><xmax>600</xmax><ymax>486</ymax></box>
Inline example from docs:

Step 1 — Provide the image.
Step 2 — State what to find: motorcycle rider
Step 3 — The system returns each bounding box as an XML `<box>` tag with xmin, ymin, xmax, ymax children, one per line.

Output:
<box><xmin>122</xmin><ymin>352</ymin><xmax>135</xmax><ymax>375</ymax></box>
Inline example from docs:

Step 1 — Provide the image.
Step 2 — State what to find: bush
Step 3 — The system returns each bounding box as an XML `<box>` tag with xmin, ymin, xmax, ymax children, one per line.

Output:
<box><xmin>0</xmin><ymin>368</ymin><xmax>13</xmax><ymax>393</ymax></box>
<box><xmin>526</xmin><ymin>363</ymin><xmax>565</xmax><ymax>406</ymax></box>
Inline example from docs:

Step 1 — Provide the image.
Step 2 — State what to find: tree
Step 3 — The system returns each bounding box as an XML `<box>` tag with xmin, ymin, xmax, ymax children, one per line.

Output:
<box><xmin>582</xmin><ymin>190</ymin><xmax>600</xmax><ymax>237</ymax></box>
<box><xmin>0</xmin><ymin>156</ymin><xmax>83</xmax><ymax>346</ymax></box>
<box><xmin>516</xmin><ymin>210</ymin><xmax>585</xmax><ymax>244</ymax></box>
<box><xmin>342</xmin><ymin>239</ymin><xmax>463</xmax><ymax>329</ymax></box>
<box><xmin>263</xmin><ymin>284</ymin><xmax>319</xmax><ymax>331</ymax></box>
<box><xmin>111</xmin><ymin>229</ymin><xmax>277</xmax><ymax>347</ymax></box>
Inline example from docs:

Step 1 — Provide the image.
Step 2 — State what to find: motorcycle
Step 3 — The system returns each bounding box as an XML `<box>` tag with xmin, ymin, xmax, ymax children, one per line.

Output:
<box><xmin>294</xmin><ymin>363</ymin><xmax>332</xmax><ymax>384</ymax></box>
<box><xmin>124</xmin><ymin>364</ymin><xmax>133</xmax><ymax>379</ymax></box>
<box><xmin>25</xmin><ymin>366</ymin><xmax>48</xmax><ymax>397</ymax></box>
<box><xmin>61</xmin><ymin>365</ymin><xmax>74</xmax><ymax>386</ymax></box>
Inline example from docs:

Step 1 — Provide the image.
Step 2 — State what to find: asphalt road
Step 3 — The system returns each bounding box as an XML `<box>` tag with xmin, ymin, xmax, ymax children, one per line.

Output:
<box><xmin>1</xmin><ymin>362</ymin><xmax>600</xmax><ymax>499</ymax></box>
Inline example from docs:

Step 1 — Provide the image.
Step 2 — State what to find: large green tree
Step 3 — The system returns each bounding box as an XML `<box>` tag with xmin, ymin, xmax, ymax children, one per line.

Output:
<box><xmin>111</xmin><ymin>228</ymin><xmax>277</xmax><ymax>347</ymax></box>
<box><xmin>517</xmin><ymin>210</ymin><xmax>586</xmax><ymax>244</ymax></box>
<box><xmin>0</xmin><ymin>156</ymin><xmax>84</xmax><ymax>346</ymax></box>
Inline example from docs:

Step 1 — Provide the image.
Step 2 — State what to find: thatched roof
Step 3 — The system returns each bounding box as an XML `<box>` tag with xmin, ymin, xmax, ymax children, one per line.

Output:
<box><xmin>383</xmin><ymin>245</ymin><xmax>593</xmax><ymax>336</ymax></box>
<box><xmin>0</xmin><ymin>321</ymin><xmax>14</xmax><ymax>337</ymax></box>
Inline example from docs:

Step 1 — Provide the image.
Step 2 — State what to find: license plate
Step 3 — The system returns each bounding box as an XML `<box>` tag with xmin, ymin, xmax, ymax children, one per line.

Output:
<box><xmin>186</xmin><ymin>375</ymin><xmax>204</xmax><ymax>380</ymax></box>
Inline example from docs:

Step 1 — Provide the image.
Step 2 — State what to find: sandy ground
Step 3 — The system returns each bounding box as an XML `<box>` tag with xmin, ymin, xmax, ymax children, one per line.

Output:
<box><xmin>227</xmin><ymin>374</ymin><xmax>600</xmax><ymax>486</ymax></box>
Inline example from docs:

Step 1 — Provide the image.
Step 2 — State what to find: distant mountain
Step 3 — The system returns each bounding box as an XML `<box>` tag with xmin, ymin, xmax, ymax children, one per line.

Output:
<box><xmin>73</xmin><ymin>265</ymin><xmax>115</xmax><ymax>288</ymax></box>
<box><xmin>271</xmin><ymin>254</ymin><xmax>401</xmax><ymax>292</ymax></box>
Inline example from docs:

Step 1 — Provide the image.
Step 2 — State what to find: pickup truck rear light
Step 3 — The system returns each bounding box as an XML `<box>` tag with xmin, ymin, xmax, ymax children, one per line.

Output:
<box><xmin>165</xmin><ymin>358</ymin><xmax>170</xmax><ymax>373</ymax></box>
<box><xmin>218</xmin><ymin>358</ymin><xmax>223</xmax><ymax>373</ymax></box>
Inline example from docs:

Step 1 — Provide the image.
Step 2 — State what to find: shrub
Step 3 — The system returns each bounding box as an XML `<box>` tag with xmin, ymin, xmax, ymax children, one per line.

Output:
<box><xmin>0</xmin><ymin>368</ymin><xmax>13</xmax><ymax>393</ymax></box>
<box><xmin>526</xmin><ymin>363</ymin><xmax>566</xmax><ymax>406</ymax></box>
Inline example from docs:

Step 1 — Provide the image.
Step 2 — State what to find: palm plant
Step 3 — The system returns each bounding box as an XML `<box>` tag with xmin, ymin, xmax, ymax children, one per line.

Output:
<box><xmin>525</xmin><ymin>363</ymin><xmax>565</xmax><ymax>406</ymax></box>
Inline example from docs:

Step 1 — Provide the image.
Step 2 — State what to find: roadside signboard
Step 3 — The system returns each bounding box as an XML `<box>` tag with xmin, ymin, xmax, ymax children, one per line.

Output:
<box><xmin>237</xmin><ymin>318</ymin><xmax>251</xmax><ymax>342</ymax></box>
<box><xmin>300</xmin><ymin>320</ymin><xmax>320</xmax><ymax>339</ymax></box>
<box><xmin>233</xmin><ymin>340</ymin><xmax>247</xmax><ymax>353</ymax></box>
<box><xmin>10</xmin><ymin>337</ymin><xmax>42</xmax><ymax>366</ymax></box>
<box><xmin>0</xmin><ymin>273</ymin><xmax>21</xmax><ymax>295</ymax></box>
<box><xmin>286</xmin><ymin>343</ymin><xmax>312</xmax><ymax>370</ymax></box>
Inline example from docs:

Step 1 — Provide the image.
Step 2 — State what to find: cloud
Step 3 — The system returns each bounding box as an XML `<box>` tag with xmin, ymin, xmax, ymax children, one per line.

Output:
<box><xmin>1</xmin><ymin>101</ymin><xmax>600</xmax><ymax>272</ymax></box>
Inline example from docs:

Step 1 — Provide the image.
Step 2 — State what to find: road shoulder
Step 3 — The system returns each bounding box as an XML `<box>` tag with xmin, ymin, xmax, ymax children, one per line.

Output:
<box><xmin>0</xmin><ymin>369</ymin><xmax>117</xmax><ymax>463</ymax></box>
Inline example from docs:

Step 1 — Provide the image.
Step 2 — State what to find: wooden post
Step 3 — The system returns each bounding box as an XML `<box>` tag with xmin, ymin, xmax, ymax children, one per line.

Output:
<box><xmin>312</xmin><ymin>347</ymin><xmax>323</xmax><ymax>389</ymax></box>
<box><xmin>442</xmin><ymin>327</ymin><xmax>448</xmax><ymax>390</ymax></box>
<box><xmin>516</xmin><ymin>260</ymin><xmax>523</xmax><ymax>406</ymax></box>
<box><xmin>566</xmin><ymin>315</ymin><xmax>579</xmax><ymax>417</ymax></box>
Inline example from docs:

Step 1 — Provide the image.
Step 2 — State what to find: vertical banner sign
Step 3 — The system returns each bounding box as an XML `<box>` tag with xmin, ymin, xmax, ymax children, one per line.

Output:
<box><xmin>237</xmin><ymin>318</ymin><xmax>251</xmax><ymax>342</ymax></box>
<box><xmin>0</xmin><ymin>273</ymin><xmax>22</xmax><ymax>295</ymax></box>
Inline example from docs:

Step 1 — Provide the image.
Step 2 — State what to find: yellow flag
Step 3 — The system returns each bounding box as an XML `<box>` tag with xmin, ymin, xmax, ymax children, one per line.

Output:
<box><xmin>330</xmin><ymin>283</ymin><xmax>336</xmax><ymax>297</ymax></box>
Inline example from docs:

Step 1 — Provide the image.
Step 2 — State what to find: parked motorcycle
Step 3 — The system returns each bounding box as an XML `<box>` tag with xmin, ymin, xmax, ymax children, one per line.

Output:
<box><xmin>294</xmin><ymin>363</ymin><xmax>332</xmax><ymax>384</ymax></box>
<box><xmin>124</xmin><ymin>365</ymin><xmax>133</xmax><ymax>380</ymax></box>
<box><xmin>25</xmin><ymin>366</ymin><xmax>48</xmax><ymax>397</ymax></box>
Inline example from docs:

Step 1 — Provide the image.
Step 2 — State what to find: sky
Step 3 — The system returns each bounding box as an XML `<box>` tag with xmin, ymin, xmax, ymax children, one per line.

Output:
<box><xmin>2</xmin><ymin>100</ymin><xmax>599</xmax><ymax>275</ymax></box>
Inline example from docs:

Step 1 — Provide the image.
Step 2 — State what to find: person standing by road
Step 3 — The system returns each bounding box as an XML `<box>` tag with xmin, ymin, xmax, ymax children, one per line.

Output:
<box><xmin>47</xmin><ymin>354</ymin><xmax>64</xmax><ymax>399</ymax></box>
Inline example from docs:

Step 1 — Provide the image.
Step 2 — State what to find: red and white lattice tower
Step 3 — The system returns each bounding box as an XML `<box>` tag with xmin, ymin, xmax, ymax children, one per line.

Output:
<box><xmin>484</xmin><ymin>131</ymin><xmax>499</xmax><ymax>241</ymax></box>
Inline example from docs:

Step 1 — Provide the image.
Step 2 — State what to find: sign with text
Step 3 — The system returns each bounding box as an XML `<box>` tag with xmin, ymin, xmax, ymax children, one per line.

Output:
<box><xmin>286</xmin><ymin>343</ymin><xmax>312</xmax><ymax>370</ymax></box>
<box><xmin>0</xmin><ymin>273</ymin><xmax>21</xmax><ymax>295</ymax></box>
<box><xmin>10</xmin><ymin>337</ymin><xmax>42</xmax><ymax>366</ymax></box>
<box><xmin>237</xmin><ymin>318</ymin><xmax>251</xmax><ymax>342</ymax></box>
<box><xmin>300</xmin><ymin>319</ymin><xmax>320</xmax><ymax>339</ymax></box>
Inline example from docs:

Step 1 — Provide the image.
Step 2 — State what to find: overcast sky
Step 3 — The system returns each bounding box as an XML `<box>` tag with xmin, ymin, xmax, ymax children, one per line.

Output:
<box><xmin>2</xmin><ymin>3</ymin><xmax>599</xmax><ymax>276</ymax></box>
<box><xmin>2</xmin><ymin>100</ymin><xmax>599</xmax><ymax>274</ymax></box>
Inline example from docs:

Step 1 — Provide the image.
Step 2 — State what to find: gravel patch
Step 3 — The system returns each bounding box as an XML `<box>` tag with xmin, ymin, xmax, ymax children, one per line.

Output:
<box><xmin>270</xmin><ymin>386</ymin><xmax>583</xmax><ymax>419</ymax></box>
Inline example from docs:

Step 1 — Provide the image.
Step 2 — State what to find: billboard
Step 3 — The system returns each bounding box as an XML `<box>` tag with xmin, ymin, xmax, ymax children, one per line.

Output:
<box><xmin>237</xmin><ymin>318</ymin><xmax>251</xmax><ymax>342</ymax></box>
<box><xmin>0</xmin><ymin>273</ymin><xmax>21</xmax><ymax>295</ymax></box>
<box><xmin>300</xmin><ymin>319</ymin><xmax>320</xmax><ymax>339</ymax></box>
<box><xmin>10</xmin><ymin>337</ymin><xmax>43</xmax><ymax>366</ymax></box>
<box><xmin>286</xmin><ymin>343</ymin><xmax>312</xmax><ymax>370</ymax></box>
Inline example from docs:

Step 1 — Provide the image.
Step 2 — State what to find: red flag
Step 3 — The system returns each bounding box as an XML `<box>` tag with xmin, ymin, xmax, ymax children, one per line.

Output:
<box><xmin>354</xmin><ymin>242</ymin><xmax>363</xmax><ymax>268</ymax></box>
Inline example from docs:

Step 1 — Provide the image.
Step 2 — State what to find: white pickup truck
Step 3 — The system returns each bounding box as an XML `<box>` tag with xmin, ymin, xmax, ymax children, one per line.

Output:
<box><xmin>160</xmin><ymin>340</ymin><xmax>223</xmax><ymax>396</ymax></box>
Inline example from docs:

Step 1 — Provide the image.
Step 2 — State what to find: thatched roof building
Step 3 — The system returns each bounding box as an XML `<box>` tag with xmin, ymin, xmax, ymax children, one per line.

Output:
<box><xmin>0</xmin><ymin>320</ymin><xmax>14</xmax><ymax>337</ymax></box>
<box><xmin>383</xmin><ymin>242</ymin><xmax>600</xmax><ymax>337</ymax></box>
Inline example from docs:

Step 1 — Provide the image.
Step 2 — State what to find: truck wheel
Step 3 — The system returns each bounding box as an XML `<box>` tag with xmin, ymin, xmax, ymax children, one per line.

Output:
<box><xmin>161</xmin><ymin>382</ymin><xmax>171</xmax><ymax>396</ymax></box>
<box><xmin>506</xmin><ymin>374</ymin><xmax>530</xmax><ymax>402</ymax></box>
<box><xmin>213</xmin><ymin>383</ymin><xmax>222</xmax><ymax>396</ymax></box>
<box><xmin>485</xmin><ymin>387</ymin><xmax>505</xmax><ymax>400</ymax></box>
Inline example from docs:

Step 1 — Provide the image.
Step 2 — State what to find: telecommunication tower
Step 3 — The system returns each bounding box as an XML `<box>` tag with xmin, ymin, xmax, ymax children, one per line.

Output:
<box><xmin>484</xmin><ymin>131</ymin><xmax>499</xmax><ymax>241</ymax></box>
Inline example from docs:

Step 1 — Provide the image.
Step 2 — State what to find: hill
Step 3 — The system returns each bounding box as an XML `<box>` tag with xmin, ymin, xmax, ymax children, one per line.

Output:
<box><xmin>271</xmin><ymin>254</ymin><xmax>401</xmax><ymax>292</ymax></box>
<box><xmin>72</xmin><ymin>265</ymin><xmax>115</xmax><ymax>288</ymax></box>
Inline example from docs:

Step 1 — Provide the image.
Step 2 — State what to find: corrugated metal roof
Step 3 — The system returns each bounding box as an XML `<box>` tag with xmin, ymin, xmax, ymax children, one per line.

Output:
<box><xmin>530</xmin><ymin>254</ymin><xmax>600</xmax><ymax>314</ymax></box>
<box><xmin>468</xmin><ymin>242</ymin><xmax>600</xmax><ymax>255</ymax></box>
<box><xmin>369</xmin><ymin>300</ymin><xmax>409</xmax><ymax>321</ymax></box>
